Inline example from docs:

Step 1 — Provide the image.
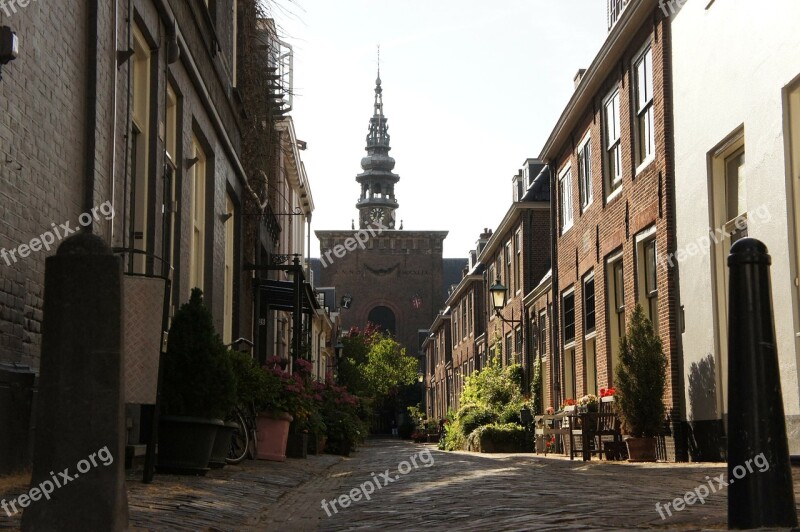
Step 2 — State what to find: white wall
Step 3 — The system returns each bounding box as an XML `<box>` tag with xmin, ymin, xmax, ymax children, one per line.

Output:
<box><xmin>671</xmin><ymin>0</ymin><xmax>800</xmax><ymax>445</ymax></box>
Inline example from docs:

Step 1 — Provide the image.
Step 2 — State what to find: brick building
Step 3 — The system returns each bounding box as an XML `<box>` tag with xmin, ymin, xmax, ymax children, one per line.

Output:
<box><xmin>480</xmin><ymin>161</ymin><xmax>551</xmax><ymax>385</ymax></box>
<box><xmin>541</xmin><ymin>0</ymin><xmax>683</xmax><ymax>459</ymax></box>
<box><xmin>0</xmin><ymin>0</ymin><xmax>332</xmax><ymax>472</ymax></box>
<box><xmin>422</xmin><ymin>309</ymin><xmax>451</xmax><ymax>421</ymax></box>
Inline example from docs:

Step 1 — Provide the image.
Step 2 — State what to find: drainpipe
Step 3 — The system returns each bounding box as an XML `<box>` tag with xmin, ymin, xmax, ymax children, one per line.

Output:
<box><xmin>548</xmin><ymin>161</ymin><xmax>560</xmax><ymax>407</ymax></box>
<box><xmin>153</xmin><ymin>0</ymin><xmax>180</xmax><ymax>64</ymax></box>
<box><xmin>83</xmin><ymin>0</ymin><xmax>100</xmax><ymax>229</ymax></box>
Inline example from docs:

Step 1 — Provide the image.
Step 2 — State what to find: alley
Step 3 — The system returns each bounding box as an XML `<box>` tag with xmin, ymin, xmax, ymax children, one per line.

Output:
<box><xmin>258</xmin><ymin>438</ymin><xmax>792</xmax><ymax>531</ymax></box>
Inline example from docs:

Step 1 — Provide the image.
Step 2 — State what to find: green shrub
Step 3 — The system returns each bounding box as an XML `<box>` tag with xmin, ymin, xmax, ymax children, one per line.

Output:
<box><xmin>161</xmin><ymin>289</ymin><xmax>236</xmax><ymax>419</ymax></box>
<box><xmin>497</xmin><ymin>400</ymin><xmax>525</xmax><ymax>425</ymax></box>
<box><xmin>529</xmin><ymin>356</ymin><xmax>543</xmax><ymax>415</ymax></box>
<box><xmin>506</xmin><ymin>364</ymin><xmax>525</xmax><ymax>390</ymax></box>
<box><xmin>615</xmin><ymin>305</ymin><xmax>668</xmax><ymax>438</ymax></box>
<box><xmin>460</xmin><ymin>407</ymin><xmax>497</xmax><ymax>437</ymax></box>
<box><xmin>466</xmin><ymin>423</ymin><xmax>533</xmax><ymax>453</ymax></box>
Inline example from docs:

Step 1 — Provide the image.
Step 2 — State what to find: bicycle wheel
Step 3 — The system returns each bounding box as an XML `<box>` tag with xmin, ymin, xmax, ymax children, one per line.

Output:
<box><xmin>247</xmin><ymin>415</ymin><xmax>258</xmax><ymax>460</ymax></box>
<box><xmin>226</xmin><ymin>411</ymin><xmax>249</xmax><ymax>464</ymax></box>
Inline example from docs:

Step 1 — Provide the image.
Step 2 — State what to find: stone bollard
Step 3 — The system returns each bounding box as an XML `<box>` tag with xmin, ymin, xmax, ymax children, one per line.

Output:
<box><xmin>21</xmin><ymin>233</ymin><xmax>128</xmax><ymax>531</ymax></box>
<box><xmin>727</xmin><ymin>238</ymin><xmax>796</xmax><ymax>529</ymax></box>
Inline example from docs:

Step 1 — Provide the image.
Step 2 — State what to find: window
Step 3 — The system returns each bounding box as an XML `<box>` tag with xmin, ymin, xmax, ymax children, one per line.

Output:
<box><xmin>223</xmin><ymin>194</ymin><xmax>235</xmax><ymax>344</ymax></box>
<box><xmin>165</xmin><ymin>83</ymin><xmax>179</xmax><ymax>294</ymax></box>
<box><xmin>604</xmin><ymin>88</ymin><xmax>622</xmax><ymax>196</ymax></box>
<box><xmin>515</xmin><ymin>325</ymin><xmax>522</xmax><ymax>358</ymax></box>
<box><xmin>636</xmin><ymin>231</ymin><xmax>658</xmax><ymax>333</ymax></box>
<box><xmin>538</xmin><ymin>310</ymin><xmax>547</xmax><ymax>359</ymax></box>
<box><xmin>505</xmin><ymin>242</ymin><xmax>512</xmax><ymax>293</ymax></box>
<box><xmin>606</xmin><ymin>253</ymin><xmax>625</xmax><ymax>381</ymax></box>
<box><xmin>514</xmin><ymin>230</ymin><xmax>522</xmax><ymax>293</ymax></box>
<box><xmin>709</xmin><ymin>131</ymin><xmax>746</xmax><ymax>412</ymax></box>
<box><xmin>634</xmin><ymin>45</ymin><xmax>655</xmax><ymax>167</ymax></box>
<box><xmin>562</xmin><ymin>290</ymin><xmax>576</xmax><ymax>345</ymax></box>
<box><xmin>559</xmin><ymin>165</ymin><xmax>574</xmax><ymax>232</ymax></box>
<box><xmin>505</xmin><ymin>332</ymin><xmax>513</xmax><ymax>366</ymax></box>
<box><xmin>583</xmin><ymin>274</ymin><xmax>596</xmax><ymax>334</ymax></box>
<box><xmin>578</xmin><ymin>134</ymin><xmax>593</xmax><ymax>210</ymax></box>
<box><xmin>165</xmin><ymin>84</ymin><xmax>178</xmax><ymax>163</ymax></box>
<box><xmin>131</xmin><ymin>26</ymin><xmax>152</xmax><ymax>274</ymax></box>
<box><xmin>189</xmin><ymin>137</ymin><xmax>207</xmax><ymax>291</ymax></box>
<box><xmin>608</xmin><ymin>0</ymin><xmax>629</xmax><ymax>30</ymax></box>
<box><xmin>461</xmin><ymin>300</ymin><xmax>467</xmax><ymax>340</ymax></box>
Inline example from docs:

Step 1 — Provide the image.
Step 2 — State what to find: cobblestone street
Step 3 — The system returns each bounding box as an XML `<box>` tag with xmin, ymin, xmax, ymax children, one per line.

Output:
<box><xmin>259</xmin><ymin>438</ymin><xmax>800</xmax><ymax>531</ymax></box>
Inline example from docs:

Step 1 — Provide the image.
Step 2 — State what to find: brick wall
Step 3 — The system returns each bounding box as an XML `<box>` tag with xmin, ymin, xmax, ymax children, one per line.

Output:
<box><xmin>551</xmin><ymin>13</ymin><xmax>682</xmax><ymax>459</ymax></box>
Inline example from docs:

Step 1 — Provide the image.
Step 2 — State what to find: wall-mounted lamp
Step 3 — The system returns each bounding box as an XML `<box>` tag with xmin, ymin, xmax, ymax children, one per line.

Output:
<box><xmin>0</xmin><ymin>26</ymin><xmax>19</xmax><ymax>81</ymax></box>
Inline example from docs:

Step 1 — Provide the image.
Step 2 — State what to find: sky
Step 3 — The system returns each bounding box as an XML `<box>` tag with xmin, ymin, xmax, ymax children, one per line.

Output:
<box><xmin>271</xmin><ymin>1</ymin><xmax>609</xmax><ymax>258</ymax></box>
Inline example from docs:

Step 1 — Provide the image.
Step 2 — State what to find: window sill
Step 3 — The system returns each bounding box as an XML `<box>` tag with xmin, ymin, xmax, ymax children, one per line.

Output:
<box><xmin>564</xmin><ymin>341</ymin><xmax>576</xmax><ymax>350</ymax></box>
<box><xmin>560</xmin><ymin>223</ymin><xmax>574</xmax><ymax>235</ymax></box>
<box><xmin>605</xmin><ymin>187</ymin><xmax>623</xmax><ymax>205</ymax></box>
<box><xmin>584</xmin><ymin>330</ymin><xmax>597</xmax><ymax>340</ymax></box>
<box><xmin>635</xmin><ymin>155</ymin><xmax>655</xmax><ymax>177</ymax></box>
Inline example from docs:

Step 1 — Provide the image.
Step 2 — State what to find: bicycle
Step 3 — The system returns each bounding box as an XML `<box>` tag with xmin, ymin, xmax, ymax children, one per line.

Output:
<box><xmin>227</xmin><ymin>400</ymin><xmax>258</xmax><ymax>464</ymax></box>
<box><xmin>225</xmin><ymin>338</ymin><xmax>258</xmax><ymax>465</ymax></box>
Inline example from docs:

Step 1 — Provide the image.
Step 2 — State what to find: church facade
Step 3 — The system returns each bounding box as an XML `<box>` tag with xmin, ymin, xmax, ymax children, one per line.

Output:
<box><xmin>316</xmin><ymin>73</ymin><xmax>462</xmax><ymax>359</ymax></box>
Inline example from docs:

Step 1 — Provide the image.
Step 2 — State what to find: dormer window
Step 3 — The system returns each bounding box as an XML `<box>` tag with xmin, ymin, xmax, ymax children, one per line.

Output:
<box><xmin>608</xmin><ymin>0</ymin><xmax>630</xmax><ymax>30</ymax></box>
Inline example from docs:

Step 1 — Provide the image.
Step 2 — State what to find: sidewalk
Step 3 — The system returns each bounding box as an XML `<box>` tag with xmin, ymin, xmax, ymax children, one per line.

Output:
<box><xmin>127</xmin><ymin>453</ymin><xmax>343</xmax><ymax>531</ymax></box>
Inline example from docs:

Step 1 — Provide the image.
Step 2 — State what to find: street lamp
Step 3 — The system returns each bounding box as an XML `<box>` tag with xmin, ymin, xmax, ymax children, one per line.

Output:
<box><xmin>489</xmin><ymin>279</ymin><xmax>522</xmax><ymax>324</ymax></box>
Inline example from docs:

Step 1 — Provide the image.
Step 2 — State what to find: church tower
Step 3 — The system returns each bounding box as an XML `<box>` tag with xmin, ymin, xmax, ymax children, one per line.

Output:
<box><xmin>356</xmin><ymin>69</ymin><xmax>399</xmax><ymax>229</ymax></box>
<box><xmin>315</xmin><ymin>65</ymin><xmax>465</xmax><ymax>365</ymax></box>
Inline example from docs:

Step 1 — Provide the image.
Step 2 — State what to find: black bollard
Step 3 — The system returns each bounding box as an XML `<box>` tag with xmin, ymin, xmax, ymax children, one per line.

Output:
<box><xmin>727</xmin><ymin>238</ymin><xmax>796</xmax><ymax>529</ymax></box>
<box><xmin>21</xmin><ymin>233</ymin><xmax>128</xmax><ymax>531</ymax></box>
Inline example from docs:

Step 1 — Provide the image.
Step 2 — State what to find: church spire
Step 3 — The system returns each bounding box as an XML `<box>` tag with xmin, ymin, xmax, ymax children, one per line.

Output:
<box><xmin>356</xmin><ymin>49</ymin><xmax>399</xmax><ymax>230</ymax></box>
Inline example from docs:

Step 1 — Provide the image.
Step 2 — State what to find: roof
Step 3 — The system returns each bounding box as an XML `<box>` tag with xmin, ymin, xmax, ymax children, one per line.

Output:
<box><xmin>539</xmin><ymin>0</ymin><xmax>657</xmax><ymax>162</ymax></box>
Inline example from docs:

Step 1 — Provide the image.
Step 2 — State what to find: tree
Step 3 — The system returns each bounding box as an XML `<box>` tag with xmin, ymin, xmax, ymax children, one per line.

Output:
<box><xmin>615</xmin><ymin>304</ymin><xmax>668</xmax><ymax>438</ymax></box>
<box><xmin>362</xmin><ymin>336</ymin><xmax>419</xmax><ymax>397</ymax></box>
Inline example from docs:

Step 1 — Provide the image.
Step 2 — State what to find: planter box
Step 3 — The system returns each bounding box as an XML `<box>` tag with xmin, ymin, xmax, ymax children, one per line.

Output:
<box><xmin>208</xmin><ymin>421</ymin><xmax>239</xmax><ymax>469</ymax></box>
<box><xmin>157</xmin><ymin>416</ymin><xmax>223</xmax><ymax>476</ymax></box>
<box><xmin>255</xmin><ymin>412</ymin><xmax>293</xmax><ymax>462</ymax></box>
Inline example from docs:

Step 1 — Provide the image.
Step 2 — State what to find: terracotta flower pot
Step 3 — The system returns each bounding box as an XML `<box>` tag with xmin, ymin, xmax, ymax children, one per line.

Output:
<box><xmin>255</xmin><ymin>412</ymin><xmax>293</xmax><ymax>461</ymax></box>
<box><xmin>625</xmin><ymin>436</ymin><xmax>657</xmax><ymax>462</ymax></box>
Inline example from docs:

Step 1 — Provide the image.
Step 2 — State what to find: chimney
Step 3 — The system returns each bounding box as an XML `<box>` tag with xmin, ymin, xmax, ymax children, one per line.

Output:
<box><xmin>476</xmin><ymin>228</ymin><xmax>492</xmax><ymax>256</ymax></box>
<box><xmin>574</xmin><ymin>69</ymin><xmax>587</xmax><ymax>89</ymax></box>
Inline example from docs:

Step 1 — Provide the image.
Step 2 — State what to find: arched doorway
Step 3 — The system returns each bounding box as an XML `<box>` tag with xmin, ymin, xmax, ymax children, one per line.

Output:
<box><xmin>368</xmin><ymin>305</ymin><xmax>396</xmax><ymax>335</ymax></box>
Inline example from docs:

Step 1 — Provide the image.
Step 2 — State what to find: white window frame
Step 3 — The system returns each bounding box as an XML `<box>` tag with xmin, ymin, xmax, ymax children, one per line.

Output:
<box><xmin>634</xmin><ymin>43</ymin><xmax>655</xmax><ymax>173</ymax></box>
<box><xmin>562</xmin><ymin>287</ymin><xmax>576</xmax><ymax>349</ymax></box>
<box><xmin>603</xmin><ymin>87</ymin><xmax>622</xmax><ymax>200</ymax></box>
<box><xmin>578</xmin><ymin>132</ymin><xmax>593</xmax><ymax>211</ymax></box>
<box><xmin>635</xmin><ymin>226</ymin><xmax>658</xmax><ymax>334</ymax></box>
<box><xmin>559</xmin><ymin>164</ymin><xmax>574</xmax><ymax>233</ymax></box>
<box><xmin>605</xmin><ymin>250</ymin><xmax>625</xmax><ymax>383</ymax></box>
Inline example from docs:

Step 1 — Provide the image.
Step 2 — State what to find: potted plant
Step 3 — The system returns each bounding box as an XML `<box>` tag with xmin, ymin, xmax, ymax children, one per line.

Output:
<box><xmin>253</xmin><ymin>357</ymin><xmax>293</xmax><ymax>461</ymax></box>
<box><xmin>578</xmin><ymin>394</ymin><xmax>599</xmax><ymax>412</ymax></box>
<box><xmin>615</xmin><ymin>304</ymin><xmax>668</xmax><ymax>462</ymax></box>
<box><xmin>158</xmin><ymin>289</ymin><xmax>237</xmax><ymax>475</ymax></box>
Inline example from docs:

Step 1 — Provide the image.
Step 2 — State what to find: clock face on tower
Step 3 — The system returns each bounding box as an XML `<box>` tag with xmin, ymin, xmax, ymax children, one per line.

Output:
<box><xmin>369</xmin><ymin>207</ymin><xmax>384</xmax><ymax>222</ymax></box>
